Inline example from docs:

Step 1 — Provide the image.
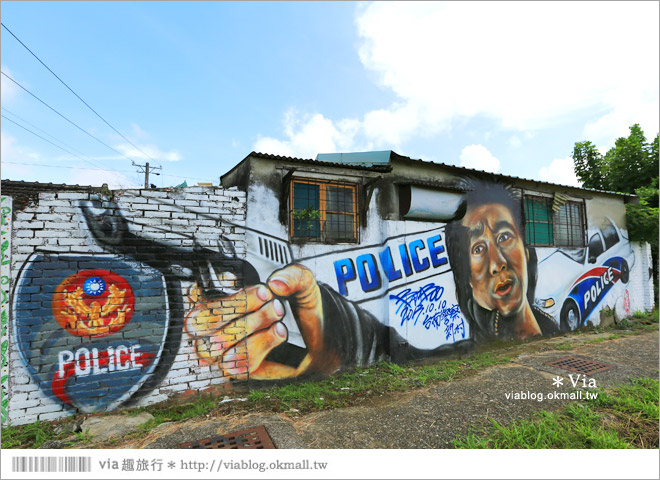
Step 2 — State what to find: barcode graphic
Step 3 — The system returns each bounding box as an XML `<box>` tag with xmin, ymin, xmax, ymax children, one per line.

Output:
<box><xmin>11</xmin><ymin>456</ymin><xmax>92</xmax><ymax>473</ymax></box>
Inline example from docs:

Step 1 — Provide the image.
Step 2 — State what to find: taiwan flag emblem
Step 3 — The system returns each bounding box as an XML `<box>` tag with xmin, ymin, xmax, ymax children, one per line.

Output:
<box><xmin>13</xmin><ymin>253</ymin><xmax>172</xmax><ymax>413</ymax></box>
<box><xmin>52</xmin><ymin>269</ymin><xmax>136</xmax><ymax>338</ymax></box>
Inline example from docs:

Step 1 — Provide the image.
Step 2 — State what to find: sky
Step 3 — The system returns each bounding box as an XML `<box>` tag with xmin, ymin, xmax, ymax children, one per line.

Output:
<box><xmin>1</xmin><ymin>1</ymin><xmax>658</xmax><ymax>189</ymax></box>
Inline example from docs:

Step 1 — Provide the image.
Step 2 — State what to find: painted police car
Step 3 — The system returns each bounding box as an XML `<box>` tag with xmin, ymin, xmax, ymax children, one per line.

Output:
<box><xmin>534</xmin><ymin>218</ymin><xmax>634</xmax><ymax>332</ymax></box>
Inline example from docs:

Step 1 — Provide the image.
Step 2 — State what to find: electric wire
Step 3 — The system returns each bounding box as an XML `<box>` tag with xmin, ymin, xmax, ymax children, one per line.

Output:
<box><xmin>4</xmin><ymin>160</ymin><xmax>214</xmax><ymax>183</ymax></box>
<box><xmin>3</xmin><ymin>161</ymin><xmax>138</xmax><ymax>174</ymax></box>
<box><xmin>1</xmin><ymin>110</ymin><xmax>210</xmax><ymax>183</ymax></box>
<box><xmin>3</xmin><ymin>160</ymin><xmax>213</xmax><ymax>183</ymax></box>
<box><xmin>1</xmin><ymin>22</ymin><xmax>162</xmax><ymax>169</ymax></box>
<box><xmin>2</xmin><ymin>106</ymin><xmax>88</xmax><ymax>158</ymax></box>
<box><xmin>1</xmin><ymin>108</ymin><xmax>143</xmax><ymax>184</ymax></box>
<box><xmin>1</xmin><ymin>71</ymin><xmax>142</xmax><ymax>164</ymax></box>
<box><xmin>1</xmin><ymin>114</ymin><xmax>136</xmax><ymax>186</ymax></box>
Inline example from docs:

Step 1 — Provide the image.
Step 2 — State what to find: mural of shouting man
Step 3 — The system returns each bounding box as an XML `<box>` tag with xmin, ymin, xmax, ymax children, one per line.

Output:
<box><xmin>445</xmin><ymin>179</ymin><xmax>559</xmax><ymax>341</ymax></box>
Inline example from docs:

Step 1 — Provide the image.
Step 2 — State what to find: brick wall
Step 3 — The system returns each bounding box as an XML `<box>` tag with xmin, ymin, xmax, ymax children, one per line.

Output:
<box><xmin>3</xmin><ymin>186</ymin><xmax>248</xmax><ymax>425</ymax></box>
<box><xmin>628</xmin><ymin>242</ymin><xmax>656</xmax><ymax>314</ymax></box>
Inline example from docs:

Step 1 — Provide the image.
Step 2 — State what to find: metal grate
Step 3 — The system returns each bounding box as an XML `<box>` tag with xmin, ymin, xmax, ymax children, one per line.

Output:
<box><xmin>178</xmin><ymin>425</ymin><xmax>275</xmax><ymax>449</ymax></box>
<box><xmin>545</xmin><ymin>356</ymin><xmax>612</xmax><ymax>375</ymax></box>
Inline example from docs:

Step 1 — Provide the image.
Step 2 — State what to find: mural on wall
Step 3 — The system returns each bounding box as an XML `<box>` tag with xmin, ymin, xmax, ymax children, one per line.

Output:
<box><xmin>535</xmin><ymin>217</ymin><xmax>634</xmax><ymax>331</ymax></box>
<box><xmin>11</xmin><ymin>194</ymin><xmax>249</xmax><ymax>415</ymax></box>
<box><xmin>7</xmin><ymin>176</ymin><xmax>642</xmax><ymax>419</ymax></box>
<box><xmin>444</xmin><ymin>181</ymin><xmax>559</xmax><ymax>341</ymax></box>
<box><xmin>14</xmin><ymin>254</ymin><xmax>169</xmax><ymax>412</ymax></box>
<box><xmin>208</xmin><ymin>176</ymin><xmax>641</xmax><ymax>382</ymax></box>
<box><xmin>1</xmin><ymin>196</ymin><xmax>12</xmax><ymax>424</ymax></box>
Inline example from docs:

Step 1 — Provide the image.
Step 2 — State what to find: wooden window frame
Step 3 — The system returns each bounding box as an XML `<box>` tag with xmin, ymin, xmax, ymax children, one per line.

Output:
<box><xmin>289</xmin><ymin>178</ymin><xmax>359</xmax><ymax>243</ymax></box>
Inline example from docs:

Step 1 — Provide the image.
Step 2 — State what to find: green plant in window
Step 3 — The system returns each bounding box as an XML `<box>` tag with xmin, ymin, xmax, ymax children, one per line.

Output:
<box><xmin>292</xmin><ymin>206</ymin><xmax>321</xmax><ymax>233</ymax></box>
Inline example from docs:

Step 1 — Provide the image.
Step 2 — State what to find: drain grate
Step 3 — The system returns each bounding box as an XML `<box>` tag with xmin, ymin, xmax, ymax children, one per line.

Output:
<box><xmin>545</xmin><ymin>356</ymin><xmax>612</xmax><ymax>375</ymax></box>
<box><xmin>178</xmin><ymin>425</ymin><xmax>275</xmax><ymax>449</ymax></box>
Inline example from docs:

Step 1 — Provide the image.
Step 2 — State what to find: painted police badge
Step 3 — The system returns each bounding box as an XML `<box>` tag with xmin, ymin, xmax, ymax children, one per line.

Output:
<box><xmin>13</xmin><ymin>253</ymin><xmax>171</xmax><ymax>413</ymax></box>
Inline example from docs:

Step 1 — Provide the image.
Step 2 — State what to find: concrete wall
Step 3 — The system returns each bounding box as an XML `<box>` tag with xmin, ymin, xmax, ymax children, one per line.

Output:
<box><xmin>229</xmin><ymin>163</ymin><xmax>654</xmax><ymax>380</ymax></box>
<box><xmin>3</xmin><ymin>171</ymin><xmax>655</xmax><ymax>425</ymax></box>
<box><xmin>3</xmin><ymin>187</ymin><xmax>248</xmax><ymax>425</ymax></box>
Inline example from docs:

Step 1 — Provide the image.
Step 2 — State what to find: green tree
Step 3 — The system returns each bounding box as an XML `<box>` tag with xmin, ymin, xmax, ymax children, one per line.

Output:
<box><xmin>572</xmin><ymin>124</ymin><xmax>659</xmax><ymax>296</ymax></box>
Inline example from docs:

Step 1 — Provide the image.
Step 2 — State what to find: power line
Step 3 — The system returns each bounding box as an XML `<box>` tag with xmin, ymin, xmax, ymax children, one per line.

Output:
<box><xmin>1</xmin><ymin>22</ymin><xmax>162</xmax><ymax>168</ymax></box>
<box><xmin>2</xmin><ymin>108</ymin><xmax>211</xmax><ymax>183</ymax></box>
<box><xmin>2</xmin><ymin>106</ymin><xmax>88</xmax><ymax>157</ymax></box>
<box><xmin>4</xmin><ymin>159</ymin><xmax>214</xmax><ymax>183</ymax></box>
<box><xmin>1</xmin><ymin>71</ymin><xmax>143</xmax><ymax>165</ymax></box>
<box><xmin>3</xmin><ymin>161</ymin><xmax>138</xmax><ymax>174</ymax></box>
<box><xmin>1</xmin><ymin>114</ymin><xmax>136</xmax><ymax>186</ymax></box>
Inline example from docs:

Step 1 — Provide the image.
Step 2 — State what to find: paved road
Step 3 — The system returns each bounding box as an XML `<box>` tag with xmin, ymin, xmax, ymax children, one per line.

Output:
<box><xmin>109</xmin><ymin>330</ymin><xmax>659</xmax><ymax>449</ymax></box>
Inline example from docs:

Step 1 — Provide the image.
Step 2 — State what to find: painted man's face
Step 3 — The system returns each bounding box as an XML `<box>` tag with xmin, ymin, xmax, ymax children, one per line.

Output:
<box><xmin>462</xmin><ymin>203</ymin><xmax>529</xmax><ymax>317</ymax></box>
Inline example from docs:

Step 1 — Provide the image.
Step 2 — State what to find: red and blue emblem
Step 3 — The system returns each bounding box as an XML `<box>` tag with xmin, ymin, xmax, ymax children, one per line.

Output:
<box><xmin>52</xmin><ymin>269</ymin><xmax>135</xmax><ymax>338</ymax></box>
<box><xmin>13</xmin><ymin>253</ymin><xmax>172</xmax><ymax>413</ymax></box>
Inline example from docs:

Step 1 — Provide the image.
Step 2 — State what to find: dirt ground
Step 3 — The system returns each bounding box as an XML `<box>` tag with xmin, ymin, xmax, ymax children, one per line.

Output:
<box><xmin>85</xmin><ymin>329</ymin><xmax>659</xmax><ymax>449</ymax></box>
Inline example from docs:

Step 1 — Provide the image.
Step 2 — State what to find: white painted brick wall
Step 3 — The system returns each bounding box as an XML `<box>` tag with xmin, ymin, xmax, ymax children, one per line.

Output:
<box><xmin>5</xmin><ymin>186</ymin><xmax>247</xmax><ymax>426</ymax></box>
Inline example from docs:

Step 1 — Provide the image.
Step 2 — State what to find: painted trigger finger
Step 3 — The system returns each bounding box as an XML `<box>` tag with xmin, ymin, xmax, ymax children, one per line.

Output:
<box><xmin>225</xmin><ymin>322</ymin><xmax>288</xmax><ymax>374</ymax></box>
<box><xmin>185</xmin><ymin>284</ymin><xmax>274</xmax><ymax>336</ymax></box>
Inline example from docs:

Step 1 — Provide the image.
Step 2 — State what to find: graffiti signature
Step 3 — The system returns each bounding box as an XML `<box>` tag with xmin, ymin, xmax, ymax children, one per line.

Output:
<box><xmin>389</xmin><ymin>283</ymin><xmax>465</xmax><ymax>341</ymax></box>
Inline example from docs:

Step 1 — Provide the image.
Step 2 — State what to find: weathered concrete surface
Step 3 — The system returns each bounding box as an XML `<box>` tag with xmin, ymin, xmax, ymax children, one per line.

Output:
<box><xmin>80</xmin><ymin>412</ymin><xmax>154</xmax><ymax>443</ymax></box>
<box><xmin>92</xmin><ymin>330</ymin><xmax>658</xmax><ymax>449</ymax></box>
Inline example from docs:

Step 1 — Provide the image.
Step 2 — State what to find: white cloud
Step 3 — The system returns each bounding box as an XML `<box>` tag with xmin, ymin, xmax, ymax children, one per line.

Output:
<box><xmin>583</xmin><ymin>85</ymin><xmax>660</xmax><ymax>152</ymax></box>
<box><xmin>115</xmin><ymin>142</ymin><xmax>182</xmax><ymax>162</ymax></box>
<box><xmin>0</xmin><ymin>66</ymin><xmax>20</xmax><ymax>103</ymax></box>
<box><xmin>130</xmin><ymin>123</ymin><xmax>150</xmax><ymax>139</ymax></box>
<box><xmin>1</xmin><ymin>132</ymin><xmax>36</xmax><ymax>178</ymax></box>
<box><xmin>1</xmin><ymin>132</ymin><xmax>139</xmax><ymax>188</ymax></box>
<box><xmin>254</xmin><ymin>2</ymin><xmax>658</xmax><ymax>158</ymax></box>
<box><xmin>356</xmin><ymin>2</ymin><xmax>658</xmax><ymax>139</ymax></box>
<box><xmin>254</xmin><ymin>108</ymin><xmax>370</xmax><ymax>159</ymax></box>
<box><xmin>538</xmin><ymin>156</ymin><xmax>580</xmax><ymax>187</ymax></box>
<box><xmin>68</xmin><ymin>167</ymin><xmax>140</xmax><ymax>189</ymax></box>
<box><xmin>459</xmin><ymin>144</ymin><xmax>500</xmax><ymax>173</ymax></box>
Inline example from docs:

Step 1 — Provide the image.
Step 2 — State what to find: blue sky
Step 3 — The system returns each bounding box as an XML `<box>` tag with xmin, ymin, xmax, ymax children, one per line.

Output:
<box><xmin>1</xmin><ymin>1</ymin><xmax>658</xmax><ymax>189</ymax></box>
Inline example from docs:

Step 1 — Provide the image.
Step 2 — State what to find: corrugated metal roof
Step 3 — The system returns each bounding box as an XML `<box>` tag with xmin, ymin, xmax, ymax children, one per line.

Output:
<box><xmin>245</xmin><ymin>151</ymin><xmax>392</xmax><ymax>172</ymax></box>
<box><xmin>1</xmin><ymin>179</ymin><xmax>103</xmax><ymax>212</ymax></box>
<box><xmin>393</xmin><ymin>155</ymin><xmax>636</xmax><ymax>198</ymax></box>
<box><xmin>316</xmin><ymin>150</ymin><xmax>392</xmax><ymax>166</ymax></box>
<box><xmin>234</xmin><ymin>150</ymin><xmax>635</xmax><ymax>198</ymax></box>
<box><xmin>1</xmin><ymin>179</ymin><xmax>99</xmax><ymax>191</ymax></box>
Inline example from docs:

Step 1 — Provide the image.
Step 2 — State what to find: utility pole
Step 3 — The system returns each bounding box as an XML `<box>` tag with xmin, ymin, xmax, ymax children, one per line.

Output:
<box><xmin>132</xmin><ymin>161</ymin><xmax>162</xmax><ymax>188</ymax></box>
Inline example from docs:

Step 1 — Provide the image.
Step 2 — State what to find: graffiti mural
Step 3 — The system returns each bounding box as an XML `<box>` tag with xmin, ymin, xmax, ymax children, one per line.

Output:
<box><xmin>444</xmin><ymin>181</ymin><xmax>559</xmax><ymax>341</ymax></box>
<box><xmin>14</xmin><ymin>254</ymin><xmax>169</xmax><ymax>412</ymax></box>
<box><xmin>205</xmin><ymin>173</ymin><xmax>647</xmax><ymax>384</ymax></box>
<box><xmin>535</xmin><ymin>217</ymin><xmax>635</xmax><ymax>330</ymax></box>
<box><xmin>7</xmin><ymin>189</ymin><xmax>248</xmax><ymax>422</ymax></box>
<box><xmin>4</xmin><ymin>168</ymin><xmax>650</xmax><ymax>423</ymax></box>
<box><xmin>1</xmin><ymin>196</ymin><xmax>11</xmax><ymax>424</ymax></box>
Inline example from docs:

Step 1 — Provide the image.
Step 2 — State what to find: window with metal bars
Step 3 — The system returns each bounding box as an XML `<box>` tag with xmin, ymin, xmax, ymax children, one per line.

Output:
<box><xmin>524</xmin><ymin>195</ymin><xmax>585</xmax><ymax>247</ymax></box>
<box><xmin>290</xmin><ymin>178</ymin><xmax>358</xmax><ymax>242</ymax></box>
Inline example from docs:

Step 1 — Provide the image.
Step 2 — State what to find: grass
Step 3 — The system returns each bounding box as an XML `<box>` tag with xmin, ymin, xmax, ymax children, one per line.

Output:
<box><xmin>453</xmin><ymin>377</ymin><xmax>659</xmax><ymax>449</ymax></box>
<box><xmin>132</xmin><ymin>394</ymin><xmax>219</xmax><ymax>432</ymax></box>
<box><xmin>549</xmin><ymin>311</ymin><xmax>658</xmax><ymax>351</ymax></box>
<box><xmin>2</xmin><ymin>310</ymin><xmax>657</xmax><ymax>448</ymax></box>
<box><xmin>1</xmin><ymin>420</ymin><xmax>57</xmax><ymax>449</ymax></box>
<box><xmin>245</xmin><ymin>352</ymin><xmax>511</xmax><ymax>413</ymax></box>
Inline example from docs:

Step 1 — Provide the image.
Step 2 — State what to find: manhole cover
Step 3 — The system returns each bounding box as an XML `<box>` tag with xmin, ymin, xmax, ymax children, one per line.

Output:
<box><xmin>178</xmin><ymin>425</ymin><xmax>275</xmax><ymax>449</ymax></box>
<box><xmin>545</xmin><ymin>356</ymin><xmax>612</xmax><ymax>375</ymax></box>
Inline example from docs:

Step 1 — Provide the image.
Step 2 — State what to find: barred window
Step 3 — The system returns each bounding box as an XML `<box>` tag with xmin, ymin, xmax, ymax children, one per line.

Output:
<box><xmin>290</xmin><ymin>178</ymin><xmax>358</xmax><ymax>242</ymax></box>
<box><xmin>524</xmin><ymin>195</ymin><xmax>585</xmax><ymax>247</ymax></box>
